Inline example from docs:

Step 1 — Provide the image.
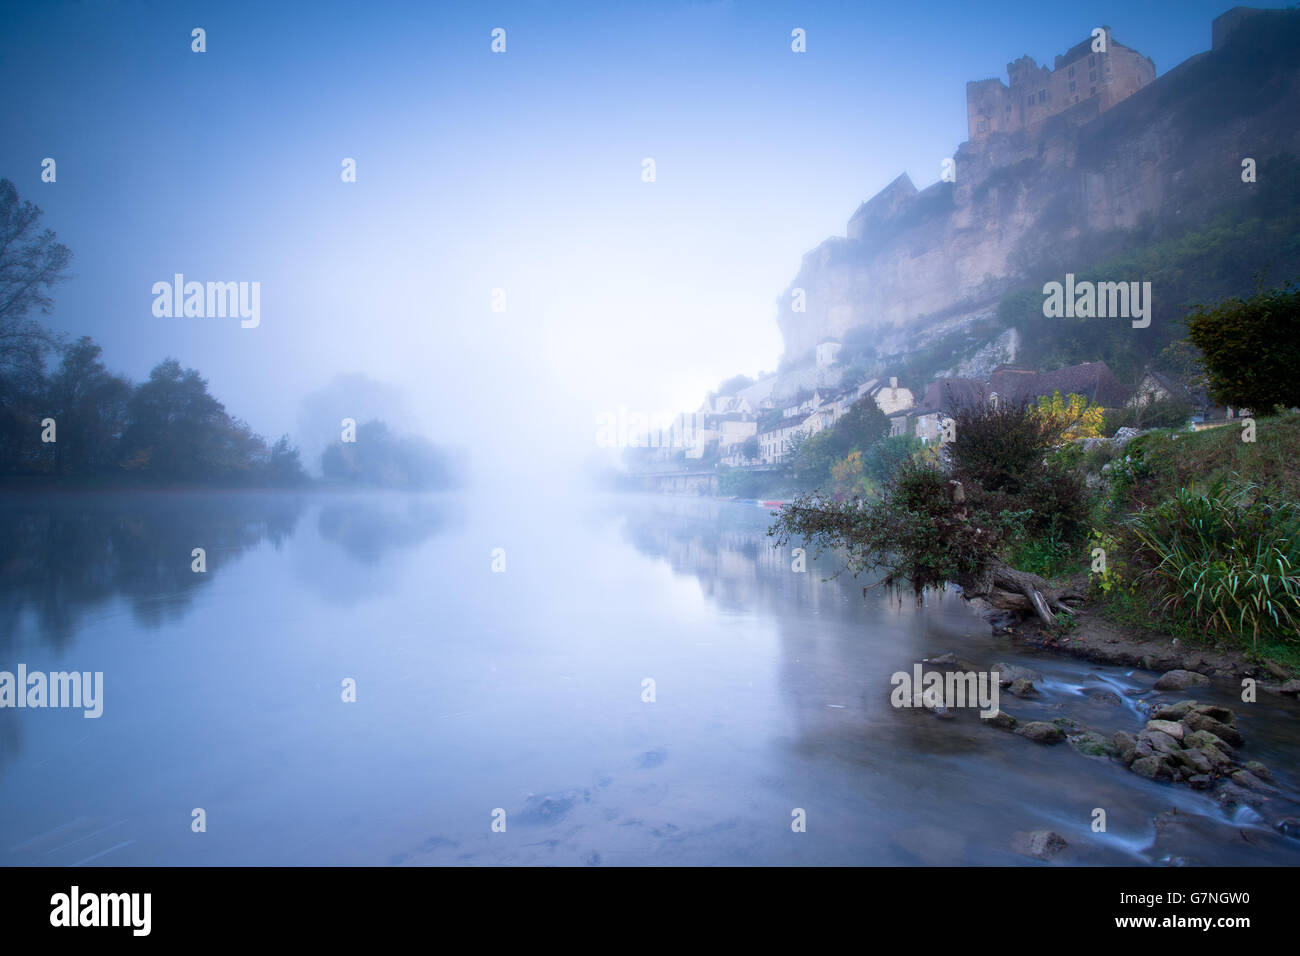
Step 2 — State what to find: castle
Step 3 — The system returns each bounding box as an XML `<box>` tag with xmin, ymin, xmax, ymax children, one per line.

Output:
<box><xmin>965</xmin><ymin>26</ymin><xmax>1155</xmax><ymax>142</ymax></box>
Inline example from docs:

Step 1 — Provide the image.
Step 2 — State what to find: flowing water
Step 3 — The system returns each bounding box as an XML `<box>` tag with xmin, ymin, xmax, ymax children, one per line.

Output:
<box><xmin>1</xmin><ymin>490</ymin><xmax>1297</xmax><ymax>865</ymax></box>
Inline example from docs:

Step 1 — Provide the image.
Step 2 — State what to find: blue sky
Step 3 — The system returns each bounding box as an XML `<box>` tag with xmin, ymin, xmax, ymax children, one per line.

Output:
<box><xmin>0</xmin><ymin>0</ymin><xmax>1280</xmax><ymax>470</ymax></box>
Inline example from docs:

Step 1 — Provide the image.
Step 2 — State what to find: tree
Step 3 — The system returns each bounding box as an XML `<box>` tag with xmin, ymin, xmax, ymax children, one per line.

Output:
<box><xmin>0</xmin><ymin>179</ymin><xmax>72</xmax><ymax>381</ymax></box>
<box><xmin>1186</xmin><ymin>282</ymin><xmax>1300</xmax><ymax>413</ymax></box>
<box><xmin>121</xmin><ymin>359</ymin><xmax>230</xmax><ymax>480</ymax></box>
<box><xmin>46</xmin><ymin>336</ymin><xmax>131</xmax><ymax>475</ymax></box>
<box><xmin>1030</xmin><ymin>390</ymin><xmax>1105</xmax><ymax>441</ymax></box>
<box><xmin>770</xmin><ymin>459</ymin><xmax>1084</xmax><ymax>626</ymax></box>
<box><xmin>321</xmin><ymin>419</ymin><xmax>452</xmax><ymax>489</ymax></box>
<box><xmin>740</xmin><ymin>435</ymin><xmax>759</xmax><ymax>462</ymax></box>
<box><xmin>863</xmin><ymin>433</ymin><xmax>923</xmax><ymax>483</ymax></box>
<box><xmin>834</xmin><ymin>398</ymin><xmax>891</xmax><ymax>454</ymax></box>
<box><xmin>771</xmin><ymin>396</ymin><xmax>1089</xmax><ymax>627</ymax></box>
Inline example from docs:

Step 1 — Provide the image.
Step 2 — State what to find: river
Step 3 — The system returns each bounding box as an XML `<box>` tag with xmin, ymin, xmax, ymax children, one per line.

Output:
<box><xmin>1</xmin><ymin>490</ymin><xmax>1296</xmax><ymax>865</ymax></box>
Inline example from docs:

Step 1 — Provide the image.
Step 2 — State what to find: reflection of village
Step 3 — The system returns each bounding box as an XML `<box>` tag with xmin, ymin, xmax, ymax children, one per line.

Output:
<box><xmin>614</xmin><ymin>497</ymin><xmax>984</xmax><ymax>752</ymax></box>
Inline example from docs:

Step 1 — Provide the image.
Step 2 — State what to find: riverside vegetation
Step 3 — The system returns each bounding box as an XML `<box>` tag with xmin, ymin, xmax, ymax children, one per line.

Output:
<box><xmin>770</xmin><ymin>282</ymin><xmax>1300</xmax><ymax>672</ymax></box>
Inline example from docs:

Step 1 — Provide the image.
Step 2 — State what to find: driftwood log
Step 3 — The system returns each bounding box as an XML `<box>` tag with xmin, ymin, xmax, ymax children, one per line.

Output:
<box><xmin>948</xmin><ymin>479</ymin><xmax>1084</xmax><ymax>626</ymax></box>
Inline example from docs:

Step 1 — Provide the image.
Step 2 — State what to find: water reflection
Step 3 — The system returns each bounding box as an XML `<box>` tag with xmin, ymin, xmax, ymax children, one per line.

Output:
<box><xmin>610</xmin><ymin>495</ymin><xmax>1300</xmax><ymax>866</ymax></box>
<box><xmin>0</xmin><ymin>491</ymin><xmax>456</xmax><ymax>646</ymax></box>
<box><xmin>0</xmin><ymin>492</ymin><xmax>306</xmax><ymax>647</ymax></box>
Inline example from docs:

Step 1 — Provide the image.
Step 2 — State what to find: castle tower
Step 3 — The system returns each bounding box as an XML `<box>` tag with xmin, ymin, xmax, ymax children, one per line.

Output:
<box><xmin>966</xmin><ymin>26</ymin><xmax>1155</xmax><ymax>143</ymax></box>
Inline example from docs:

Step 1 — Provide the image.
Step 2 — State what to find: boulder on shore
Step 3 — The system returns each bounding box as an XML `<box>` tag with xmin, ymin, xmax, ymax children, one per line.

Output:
<box><xmin>1016</xmin><ymin>721</ymin><xmax>1065</xmax><ymax>744</ymax></box>
<box><xmin>1154</xmin><ymin>669</ymin><xmax>1210</xmax><ymax>691</ymax></box>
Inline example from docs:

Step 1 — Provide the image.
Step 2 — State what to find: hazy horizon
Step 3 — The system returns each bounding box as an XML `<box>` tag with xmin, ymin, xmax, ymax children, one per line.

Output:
<box><xmin>0</xmin><ymin>0</ymin><xmax>1282</xmax><ymax>482</ymax></box>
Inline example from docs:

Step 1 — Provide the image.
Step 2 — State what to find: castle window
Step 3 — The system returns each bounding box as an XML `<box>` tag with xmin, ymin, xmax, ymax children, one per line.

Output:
<box><xmin>1090</xmin><ymin>86</ymin><xmax>1096</xmax><ymax>96</ymax></box>
<box><xmin>1090</xmin><ymin>69</ymin><xmax>1096</xmax><ymax>82</ymax></box>
<box><xmin>1089</xmin><ymin>54</ymin><xmax>1095</xmax><ymax>65</ymax></box>
<box><xmin>1068</xmin><ymin>65</ymin><xmax>1075</xmax><ymax>76</ymax></box>
<box><xmin>1069</xmin><ymin>80</ymin><xmax>1076</xmax><ymax>92</ymax></box>
<box><xmin>1073</xmin><ymin>95</ymin><xmax>1079</xmax><ymax>103</ymax></box>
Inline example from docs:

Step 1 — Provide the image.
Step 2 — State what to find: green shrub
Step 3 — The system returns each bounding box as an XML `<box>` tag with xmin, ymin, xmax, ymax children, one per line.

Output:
<box><xmin>1127</xmin><ymin>477</ymin><xmax>1300</xmax><ymax>650</ymax></box>
<box><xmin>1187</xmin><ymin>282</ymin><xmax>1300</xmax><ymax>413</ymax></box>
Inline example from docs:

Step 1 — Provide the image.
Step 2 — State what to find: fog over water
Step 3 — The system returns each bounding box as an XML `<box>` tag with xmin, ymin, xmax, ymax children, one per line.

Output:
<box><xmin>2</xmin><ymin>493</ymin><xmax>1297</xmax><ymax>865</ymax></box>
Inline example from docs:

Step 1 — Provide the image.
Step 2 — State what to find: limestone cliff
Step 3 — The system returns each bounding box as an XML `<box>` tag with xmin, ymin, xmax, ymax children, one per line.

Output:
<box><xmin>777</xmin><ymin>7</ymin><xmax>1300</xmax><ymax>365</ymax></box>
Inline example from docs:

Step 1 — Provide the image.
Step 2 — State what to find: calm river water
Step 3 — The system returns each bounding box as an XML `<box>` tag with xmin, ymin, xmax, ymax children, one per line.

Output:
<box><xmin>1</xmin><ymin>490</ymin><xmax>1296</xmax><ymax>865</ymax></box>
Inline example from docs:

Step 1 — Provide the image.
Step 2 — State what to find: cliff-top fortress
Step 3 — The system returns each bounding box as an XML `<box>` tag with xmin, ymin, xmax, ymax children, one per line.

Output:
<box><xmin>965</xmin><ymin>26</ymin><xmax>1154</xmax><ymax>143</ymax></box>
<box><xmin>786</xmin><ymin>7</ymin><xmax>1300</xmax><ymax>368</ymax></box>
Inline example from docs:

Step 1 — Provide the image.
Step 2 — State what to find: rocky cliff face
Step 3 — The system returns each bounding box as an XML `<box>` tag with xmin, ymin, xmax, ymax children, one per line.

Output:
<box><xmin>777</xmin><ymin>7</ymin><xmax>1300</xmax><ymax>364</ymax></box>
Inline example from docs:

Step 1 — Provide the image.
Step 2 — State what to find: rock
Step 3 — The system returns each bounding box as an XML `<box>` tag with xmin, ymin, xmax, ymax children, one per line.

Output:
<box><xmin>1131</xmin><ymin>755</ymin><xmax>1174</xmax><ymax>780</ymax></box>
<box><xmin>1070</xmin><ymin>731</ymin><xmax>1115</xmax><ymax>757</ymax></box>
<box><xmin>1188</xmin><ymin>774</ymin><xmax>1213</xmax><ymax>790</ymax></box>
<box><xmin>926</xmin><ymin>653</ymin><xmax>957</xmax><ymax>665</ymax></box>
<box><xmin>1113</xmin><ymin>730</ymin><xmax>1138</xmax><ymax>764</ymax></box>
<box><xmin>1173</xmin><ymin>747</ymin><xmax>1214</xmax><ymax>775</ymax></box>
<box><xmin>1016</xmin><ymin>721</ymin><xmax>1065</xmax><ymax>744</ymax></box>
<box><xmin>1245</xmin><ymin>760</ymin><xmax>1273</xmax><ymax>782</ymax></box>
<box><xmin>933</xmin><ymin>706</ymin><xmax>956</xmax><ymax>720</ymax></box>
<box><xmin>1011</xmin><ymin>829</ymin><xmax>1068</xmax><ymax>860</ymax></box>
<box><xmin>1154</xmin><ymin>669</ymin><xmax>1210</xmax><ymax>691</ymax></box>
<box><xmin>1144</xmin><ymin>719</ymin><xmax>1185</xmax><ymax>740</ymax></box>
<box><xmin>1150</xmin><ymin>700</ymin><xmax>1197</xmax><ymax>720</ymax></box>
<box><xmin>1276</xmin><ymin>818</ymin><xmax>1300</xmax><ymax>839</ymax></box>
<box><xmin>1230</xmin><ymin>770</ymin><xmax>1275</xmax><ymax>793</ymax></box>
<box><xmin>1139</xmin><ymin>729</ymin><xmax>1183</xmax><ymax>757</ymax></box>
<box><xmin>1086</xmin><ymin>689</ymin><xmax>1123</xmax><ymax>706</ymax></box>
<box><xmin>1191</xmin><ymin>703</ymin><xmax>1234</xmax><ymax>724</ymax></box>
<box><xmin>1280</xmin><ymin>679</ymin><xmax>1300</xmax><ymax>695</ymax></box>
<box><xmin>1183</xmin><ymin>712</ymin><xmax>1243</xmax><ymax>747</ymax></box>
<box><xmin>1112</xmin><ymin>427</ymin><xmax>1140</xmax><ymax>445</ymax></box>
<box><xmin>992</xmin><ymin>663</ymin><xmax>1043</xmax><ymax>686</ymax></box>
<box><xmin>1009</xmin><ymin>677</ymin><xmax>1038</xmax><ymax>698</ymax></box>
<box><xmin>1264</xmin><ymin>661</ymin><xmax>1292</xmax><ymax>680</ymax></box>
<box><xmin>1215</xmin><ymin>782</ymin><xmax>1267</xmax><ymax>810</ymax></box>
<box><xmin>1184</xmin><ymin>728</ymin><xmax>1234</xmax><ymax>757</ymax></box>
<box><xmin>981</xmin><ymin>710</ymin><xmax>1017</xmax><ymax>729</ymax></box>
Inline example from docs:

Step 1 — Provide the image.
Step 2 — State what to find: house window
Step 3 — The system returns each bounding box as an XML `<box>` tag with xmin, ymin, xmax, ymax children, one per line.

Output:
<box><xmin>1090</xmin><ymin>86</ymin><xmax>1096</xmax><ymax>96</ymax></box>
<box><xmin>1089</xmin><ymin>54</ymin><xmax>1095</xmax><ymax>66</ymax></box>
<box><xmin>1069</xmin><ymin>80</ymin><xmax>1076</xmax><ymax>92</ymax></box>
<box><xmin>1089</xmin><ymin>69</ymin><xmax>1096</xmax><ymax>82</ymax></box>
<box><xmin>1068</xmin><ymin>65</ymin><xmax>1075</xmax><ymax>76</ymax></box>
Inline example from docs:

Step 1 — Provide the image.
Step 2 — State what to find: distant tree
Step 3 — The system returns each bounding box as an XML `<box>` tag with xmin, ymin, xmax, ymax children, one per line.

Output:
<box><xmin>120</xmin><ymin>359</ymin><xmax>230</xmax><ymax>480</ymax></box>
<box><xmin>834</xmin><ymin>398</ymin><xmax>891</xmax><ymax>453</ymax></box>
<box><xmin>740</xmin><ymin>436</ymin><xmax>759</xmax><ymax>462</ymax></box>
<box><xmin>0</xmin><ymin>179</ymin><xmax>72</xmax><ymax>381</ymax></box>
<box><xmin>321</xmin><ymin>419</ymin><xmax>451</xmax><ymax>489</ymax></box>
<box><xmin>863</xmin><ymin>433</ymin><xmax>923</xmax><ymax>483</ymax></box>
<box><xmin>46</xmin><ymin>336</ymin><xmax>131</xmax><ymax>475</ymax></box>
<box><xmin>1186</xmin><ymin>282</ymin><xmax>1300</xmax><ymax>413</ymax></box>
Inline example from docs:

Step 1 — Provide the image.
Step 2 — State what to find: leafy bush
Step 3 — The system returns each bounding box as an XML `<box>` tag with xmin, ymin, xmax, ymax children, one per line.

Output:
<box><xmin>1127</xmin><ymin>478</ymin><xmax>1300</xmax><ymax>650</ymax></box>
<box><xmin>1187</xmin><ymin>282</ymin><xmax>1300</xmax><ymax>413</ymax></box>
<box><xmin>770</xmin><ymin>458</ymin><xmax>1001</xmax><ymax>592</ymax></box>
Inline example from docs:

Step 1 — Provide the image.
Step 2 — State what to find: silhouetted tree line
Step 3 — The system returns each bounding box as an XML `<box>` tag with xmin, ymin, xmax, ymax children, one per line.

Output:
<box><xmin>0</xmin><ymin>178</ymin><xmax>308</xmax><ymax>485</ymax></box>
<box><xmin>0</xmin><ymin>337</ymin><xmax>308</xmax><ymax>485</ymax></box>
<box><xmin>2</xmin><ymin>178</ymin><xmax>457</xmax><ymax>489</ymax></box>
